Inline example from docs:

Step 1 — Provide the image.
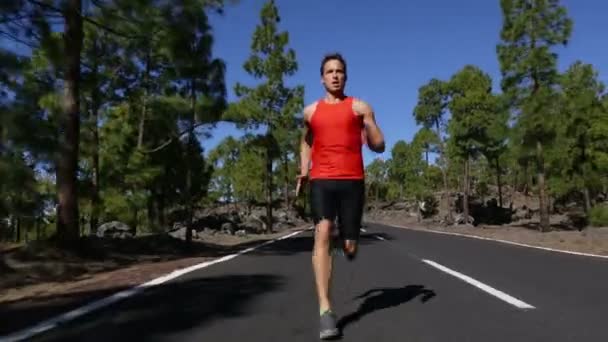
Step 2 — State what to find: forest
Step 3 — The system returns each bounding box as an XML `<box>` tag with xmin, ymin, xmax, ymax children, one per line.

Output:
<box><xmin>1</xmin><ymin>0</ymin><xmax>607</xmax><ymax>250</ymax></box>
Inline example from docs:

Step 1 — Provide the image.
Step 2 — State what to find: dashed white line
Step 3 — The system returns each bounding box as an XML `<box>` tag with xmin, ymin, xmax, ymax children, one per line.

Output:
<box><xmin>363</xmin><ymin>226</ymin><xmax>533</xmax><ymax>309</ymax></box>
<box><xmin>0</xmin><ymin>228</ymin><xmax>310</xmax><ymax>342</ymax></box>
<box><xmin>422</xmin><ymin>259</ymin><xmax>536</xmax><ymax>310</ymax></box>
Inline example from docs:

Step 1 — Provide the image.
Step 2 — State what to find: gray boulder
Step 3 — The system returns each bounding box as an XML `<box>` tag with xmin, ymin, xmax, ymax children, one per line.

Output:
<box><xmin>97</xmin><ymin>221</ymin><xmax>133</xmax><ymax>239</ymax></box>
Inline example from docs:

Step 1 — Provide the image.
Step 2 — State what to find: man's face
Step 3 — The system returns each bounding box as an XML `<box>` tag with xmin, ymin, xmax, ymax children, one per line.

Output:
<box><xmin>321</xmin><ymin>59</ymin><xmax>346</xmax><ymax>92</ymax></box>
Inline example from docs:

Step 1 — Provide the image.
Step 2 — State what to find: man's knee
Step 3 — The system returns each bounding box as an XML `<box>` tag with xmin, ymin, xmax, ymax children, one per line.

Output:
<box><xmin>314</xmin><ymin>219</ymin><xmax>333</xmax><ymax>240</ymax></box>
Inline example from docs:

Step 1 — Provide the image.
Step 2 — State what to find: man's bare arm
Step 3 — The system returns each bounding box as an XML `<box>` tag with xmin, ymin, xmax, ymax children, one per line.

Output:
<box><xmin>300</xmin><ymin>125</ymin><xmax>312</xmax><ymax>176</ymax></box>
<box><xmin>353</xmin><ymin>99</ymin><xmax>385</xmax><ymax>153</ymax></box>
<box><xmin>299</xmin><ymin>102</ymin><xmax>317</xmax><ymax>176</ymax></box>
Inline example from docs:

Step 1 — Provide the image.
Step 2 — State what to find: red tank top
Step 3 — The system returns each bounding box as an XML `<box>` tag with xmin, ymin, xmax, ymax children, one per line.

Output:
<box><xmin>309</xmin><ymin>97</ymin><xmax>365</xmax><ymax>179</ymax></box>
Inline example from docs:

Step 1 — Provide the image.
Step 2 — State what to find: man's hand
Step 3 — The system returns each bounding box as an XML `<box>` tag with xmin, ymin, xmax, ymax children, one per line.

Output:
<box><xmin>353</xmin><ymin>100</ymin><xmax>375</xmax><ymax>126</ymax></box>
<box><xmin>353</xmin><ymin>98</ymin><xmax>385</xmax><ymax>153</ymax></box>
<box><xmin>295</xmin><ymin>172</ymin><xmax>308</xmax><ymax>197</ymax></box>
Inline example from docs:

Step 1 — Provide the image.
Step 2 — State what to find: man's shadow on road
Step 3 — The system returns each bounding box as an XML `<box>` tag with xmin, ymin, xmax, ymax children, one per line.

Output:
<box><xmin>337</xmin><ymin>284</ymin><xmax>437</xmax><ymax>333</ymax></box>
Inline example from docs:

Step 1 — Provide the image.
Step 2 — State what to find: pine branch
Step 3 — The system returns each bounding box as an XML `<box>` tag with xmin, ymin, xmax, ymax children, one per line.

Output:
<box><xmin>26</xmin><ymin>0</ymin><xmax>137</xmax><ymax>39</ymax></box>
<box><xmin>89</xmin><ymin>0</ymin><xmax>145</xmax><ymax>29</ymax></box>
<box><xmin>140</xmin><ymin>120</ymin><xmax>218</xmax><ymax>154</ymax></box>
<box><xmin>0</xmin><ymin>13</ymin><xmax>29</xmax><ymax>24</ymax></box>
<box><xmin>0</xmin><ymin>31</ymin><xmax>38</xmax><ymax>50</ymax></box>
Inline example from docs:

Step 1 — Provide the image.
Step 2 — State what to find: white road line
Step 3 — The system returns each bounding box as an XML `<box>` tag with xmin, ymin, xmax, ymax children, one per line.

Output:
<box><xmin>378</xmin><ymin>222</ymin><xmax>608</xmax><ymax>260</ymax></box>
<box><xmin>0</xmin><ymin>228</ymin><xmax>311</xmax><ymax>342</ymax></box>
<box><xmin>361</xmin><ymin>228</ymin><xmax>386</xmax><ymax>241</ymax></box>
<box><xmin>365</xmin><ymin>225</ymin><xmax>533</xmax><ymax>309</ymax></box>
<box><xmin>422</xmin><ymin>259</ymin><xmax>535</xmax><ymax>310</ymax></box>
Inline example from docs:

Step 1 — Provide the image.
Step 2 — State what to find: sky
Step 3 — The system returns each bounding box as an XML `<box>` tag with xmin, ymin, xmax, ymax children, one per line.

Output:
<box><xmin>204</xmin><ymin>0</ymin><xmax>608</xmax><ymax>166</ymax></box>
<box><xmin>1</xmin><ymin>1</ymin><xmax>605</xmax><ymax>167</ymax></box>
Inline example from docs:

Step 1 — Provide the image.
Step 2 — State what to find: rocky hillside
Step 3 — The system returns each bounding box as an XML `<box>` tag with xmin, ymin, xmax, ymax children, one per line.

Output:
<box><xmin>94</xmin><ymin>202</ymin><xmax>308</xmax><ymax>240</ymax></box>
<box><xmin>92</xmin><ymin>185</ymin><xmax>603</xmax><ymax>241</ymax></box>
<box><xmin>364</xmin><ymin>188</ymin><xmax>595</xmax><ymax>231</ymax></box>
<box><xmin>166</xmin><ymin>204</ymin><xmax>307</xmax><ymax>240</ymax></box>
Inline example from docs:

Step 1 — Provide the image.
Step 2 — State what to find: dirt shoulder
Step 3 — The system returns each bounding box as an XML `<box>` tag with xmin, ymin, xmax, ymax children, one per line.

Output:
<box><xmin>0</xmin><ymin>224</ymin><xmax>311</xmax><ymax>336</ymax></box>
<box><xmin>368</xmin><ymin>216</ymin><xmax>608</xmax><ymax>257</ymax></box>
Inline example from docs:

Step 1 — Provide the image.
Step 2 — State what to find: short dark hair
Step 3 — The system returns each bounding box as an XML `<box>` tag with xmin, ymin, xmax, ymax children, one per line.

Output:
<box><xmin>320</xmin><ymin>53</ymin><xmax>347</xmax><ymax>76</ymax></box>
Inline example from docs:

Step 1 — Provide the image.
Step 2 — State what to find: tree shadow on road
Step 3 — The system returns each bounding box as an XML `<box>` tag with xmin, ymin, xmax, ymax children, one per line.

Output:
<box><xmin>337</xmin><ymin>284</ymin><xmax>437</xmax><ymax>334</ymax></box>
<box><xmin>0</xmin><ymin>233</ymin><xmax>285</xmax><ymax>292</ymax></box>
<box><xmin>2</xmin><ymin>274</ymin><xmax>284</xmax><ymax>341</ymax></box>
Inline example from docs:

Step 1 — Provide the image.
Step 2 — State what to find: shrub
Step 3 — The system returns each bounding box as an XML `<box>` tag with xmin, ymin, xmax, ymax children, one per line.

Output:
<box><xmin>589</xmin><ymin>204</ymin><xmax>608</xmax><ymax>227</ymax></box>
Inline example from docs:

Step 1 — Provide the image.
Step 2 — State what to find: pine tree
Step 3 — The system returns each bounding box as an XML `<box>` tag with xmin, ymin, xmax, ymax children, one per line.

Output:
<box><xmin>412</xmin><ymin>127</ymin><xmax>440</xmax><ymax>166</ymax></box>
<box><xmin>162</xmin><ymin>0</ymin><xmax>227</xmax><ymax>243</ymax></box>
<box><xmin>558</xmin><ymin>61</ymin><xmax>606</xmax><ymax>214</ymax></box>
<box><xmin>447</xmin><ymin>65</ymin><xmax>501</xmax><ymax>224</ymax></box>
<box><xmin>413</xmin><ymin>79</ymin><xmax>453</xmax><ymax>223</ymax></box>
<box><xmin>227</xmin><ymin>0</ymin><xmax>304</xmax><ymax>232</ymax></box>
<box><xmin>497</xmin><ymin>0</ymin><xmax>573</xmax><ymax>231</ymax></box>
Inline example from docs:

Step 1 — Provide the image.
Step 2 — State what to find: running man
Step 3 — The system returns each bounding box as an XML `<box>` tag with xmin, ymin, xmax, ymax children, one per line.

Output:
<box><xmin>296</xmin><ymin>52</ymin><xmax>385</xmax><ymax>339</ymax></box>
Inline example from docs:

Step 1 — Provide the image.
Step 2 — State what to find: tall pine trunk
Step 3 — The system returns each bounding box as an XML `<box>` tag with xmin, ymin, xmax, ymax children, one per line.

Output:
<box><xmin>581</xmin><ymin>143</ymin><xmax>591</xmax><ymax>215</ymax></box>
<box><xmin>495</xmin><ymin>157</ymin><xmax>503</xmax><ymax>208</ymax></box>
<box><xmin>265</xmin><ymin>142</ymin><xmax>273</xmax><ymax>233</ymax></box>
<box><xmin>90</xmin><ymin>107</ymin><xmax>100</xmax><ymax>235</ymax></box>
<box><xmin>375</xmin><ymin>183</ymin><xmax>379</xmax><ymax>202</ymax></box>
<box><xmin>509</xmin><ymin>169</ymin><xmax>517</xmax><ymax>208</ymax></box>
<box><xmin>522</xmin><ymin>163</ymin><xmax>529</xmax><ymax>195</ymax></box>
<box><xmin>15</xmin><ymin>217</ymin><xmax>21</xmax><ymax>243</ymax></box>
<box><xmin>530</xmin><ymin>45</ymin><xmax>550</xmax><ymax>232</ymax></box>
<box><xmin>436</xmin><ymin>121</ymin><xmax>453</xmax><ymax>223</ymax></box>
<box><xmin>147</xmin><ymin>190</ymin><xmax>157</xmax><ymax>230</ymax></box>
<box><xmin>185</xmin><ymin>80</ymin><xmax>197</xmax><ymax>244</ymax></box>
<box><xmin>138</xmin><ymin>51</ymin><xmax>150</xmax><ymax>148</ymax></box>
<box><xmin>185</xmin><ymin>139</ymin><xmax>193</xmax><ymax>242</ymax></box>
<box><xmin>463</xmin><ymin>156</ymin><xmax>470</xmax><ymax>225</ymax></box>
<box><xmin>159</xmin><ymin>169</ymin><xmax>167</xmax><ymax>228</ymax></box>
<box><xmin>36</xmin><ymin>218</ymin><xmax>41</xmax><ymax>241</ymax></box>
<box><xmin>0</xmin><ymin>124</ymin><xmax>4</xmax><ymax>154</ymax></box>
<box><xmin>130</xmin><ymin>50</ymin><xmax>150</xmax><ymax>238</ymax></box>
<box><xmin>90</xmin><ymin>48</ymin><xmax>101</xmax><ymax>235</ymax></box>
<box><xmin>283</xmin><ymin>154</ymin><xmax>289</xmax><ymax>208</ymax></box>
<box><xmin>536</xmin><ymin>140</ymin><xmax>550</xmax><ymax>232</ymax></box>
<box><xmin>583</xmin><ymin>188</ymin><xmax>591</xmax><ymax>215</ymax></box>
<box><xmin>56</xmin><ymin>0</ymin><xmax>83</xmax><ymax>247</ymax></box>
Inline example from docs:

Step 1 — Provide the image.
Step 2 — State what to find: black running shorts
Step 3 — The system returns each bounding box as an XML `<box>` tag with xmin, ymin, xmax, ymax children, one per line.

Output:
<box><xmin>309</xmin><ymin>179</ymin><xmax>365</xmax><ymax>241</ymax></box>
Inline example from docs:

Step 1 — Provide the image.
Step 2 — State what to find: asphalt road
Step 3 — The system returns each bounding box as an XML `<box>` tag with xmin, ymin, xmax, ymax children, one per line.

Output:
<box><xmin>4</xmin><ymin>223</ymin><xmax>608</xmax><ymax>341</ymax></box>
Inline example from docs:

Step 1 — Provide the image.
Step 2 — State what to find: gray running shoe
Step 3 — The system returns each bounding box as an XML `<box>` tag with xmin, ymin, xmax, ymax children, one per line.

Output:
<box><xmin>319</xmin><ymin>310</ymin><xmax>340</xmax><ymax>340</ymax></box>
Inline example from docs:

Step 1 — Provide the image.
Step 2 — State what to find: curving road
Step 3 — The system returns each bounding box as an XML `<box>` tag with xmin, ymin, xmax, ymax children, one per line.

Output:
<box><xmin>2</xmin><ymin>223</ymin><xmax>608</xmax><ymax>341</ymax></box>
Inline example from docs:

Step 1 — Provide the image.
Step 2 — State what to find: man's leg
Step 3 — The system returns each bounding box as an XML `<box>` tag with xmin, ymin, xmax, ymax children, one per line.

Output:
<box><xmin>310</xmin><ymin>180</ymin><xmax>337</xmax><ymax>312</ymax></box>
<box><xmin>310</xmin><ymin>180</ymin><xmax>340</xmax><ymax>339</ymax></box>
<box><xmin>313</xmin><ymin>218</ymin><xmax>333</xmax><ymax>313</ymax></box>
<box><xmin>337</xmin><ymin>180</ymin><xmax>365</xmax><ymax>259</ymax></box>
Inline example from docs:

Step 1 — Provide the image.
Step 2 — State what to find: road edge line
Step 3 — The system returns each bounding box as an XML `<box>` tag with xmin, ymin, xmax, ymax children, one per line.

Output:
<box><xmin>371</xmin><ymin>221</ymin><xmax>608</xmax><ymax>259</ymax></box>
<box><xmin>421</xmin><ymin>258</ymin><xmax>535</xmax><ymax>309</ymax></box>
<box><xmin>0</xmin><ymin>227</ymin><xmax>312</xmax><ymax>342</ymax></box>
